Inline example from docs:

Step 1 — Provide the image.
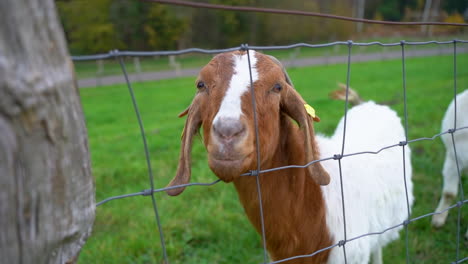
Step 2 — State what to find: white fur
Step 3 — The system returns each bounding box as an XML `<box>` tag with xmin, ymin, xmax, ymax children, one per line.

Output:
<box><xmin>432</xmin><ymin>89</ymin><xmax>468</xmax><ymax>237</ymax></box>
<box><xmin>213</xmin><ymin>50</ymin><xmax>258</xmax><ymax>125</ymax></box>
<box><xmin>318</xmin><ymin>102</ymin><xmax>414</xmax><ymax>263</ymax></box>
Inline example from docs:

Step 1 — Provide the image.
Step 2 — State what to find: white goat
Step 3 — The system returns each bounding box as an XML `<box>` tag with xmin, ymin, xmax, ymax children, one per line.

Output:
<box><xmin>167</xmin><ymin>51</ymin><xmax>413</xmax><ymax>263</ymax></box>
<box><xmin>322</xmin><ymin>86</ymin><xmax>413</xmax><ymax>263</ymax></box>
<box><xmin>432</xmin><ymin>89</ymin><xmax>468</xmax><ymax>238</ymax></box>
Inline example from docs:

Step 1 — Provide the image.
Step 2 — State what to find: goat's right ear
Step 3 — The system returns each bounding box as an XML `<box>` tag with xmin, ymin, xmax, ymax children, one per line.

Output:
<box><xmin>166</xmin><ymin>96</ymin><xmax>202</xmax><ymax>196</ymax></box>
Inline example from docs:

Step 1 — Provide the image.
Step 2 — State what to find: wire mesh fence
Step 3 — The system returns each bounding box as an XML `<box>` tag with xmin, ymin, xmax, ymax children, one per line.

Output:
<box><xmin>73</xmin><ymin>39</ymin><xmax>468</xmax><ymax>263</ymax></box>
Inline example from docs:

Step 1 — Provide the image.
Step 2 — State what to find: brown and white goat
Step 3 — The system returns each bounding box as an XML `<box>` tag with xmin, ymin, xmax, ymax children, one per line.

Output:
<box><xmin>167</xmin><ymin>50</ymin><xmax>413</xmax><ymax>264</ymax></box>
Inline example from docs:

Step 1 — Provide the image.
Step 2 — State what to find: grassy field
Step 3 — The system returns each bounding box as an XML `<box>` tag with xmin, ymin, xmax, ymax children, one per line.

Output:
<box><xmin>73</xmin><ymin>34</ymin><xmax>467</xmax><ymax>80</ymax></box>
<box><xmin>77</xmin><ymin>52</ymin><xmax>468</xmax><ymax>263</ymax></box>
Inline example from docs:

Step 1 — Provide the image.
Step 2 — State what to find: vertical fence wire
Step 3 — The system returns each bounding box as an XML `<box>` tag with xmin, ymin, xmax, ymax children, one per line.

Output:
<box><xmin>245</xmin><ymin>45</ymin><xmax>269</xmax><ymax>264</ymax></box>
<box><xmin>453</xmin><ymin>40</ymin><xmax>458</xmax><ymax>132</ymax></box>
<box><xmin>451</xmin><ymin>39</ymin><xmax>465</xmax><ymax>263</ymax></box>
<box><xmin>453</xmin><ymin>131</ymin><xmax>463</xmax><ymax>262</ymax></box>
<box><xmin>117</xmin><ymin>55</ymin><xmax>169</xmax><ymax>263</ymax></box>
<box><xmin>400</xmin><ymin>41</ymin><xmax>412</xmax><ymax>264</ymax></box>
<box><xmin>337</xmin><ymin>159</ymin><xmax>348</xmax><ymax>263</ymax></box>
<box><xmin>402</xmin><ymin>144</ymin><xmax>411</xmax><ymax>263</ymax></box>
<box><xmin>336</xmin><ymin>40</ymin><xmax>354</xmax><ymax>264</ymax></box>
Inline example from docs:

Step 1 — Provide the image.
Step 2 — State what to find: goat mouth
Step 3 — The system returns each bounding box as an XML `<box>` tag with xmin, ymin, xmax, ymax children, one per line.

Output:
<box><xmin>208</xmin><ymin>153</ymin><xmax>254</xmax><ymax>182</ymax></box>
<box><xmin>210</xmin><ymin>157</ymin><xmax>246</xmax><ymax>166</ymax></box>
<box><xmin>210</xmin><ymin>150</ymin><xmax>254</xmax><ymax>163</ymax></box>
<box><xmin>211</xmin><ymin>158</ymin><xmax>242</xmax><ymax>165</ymax></box>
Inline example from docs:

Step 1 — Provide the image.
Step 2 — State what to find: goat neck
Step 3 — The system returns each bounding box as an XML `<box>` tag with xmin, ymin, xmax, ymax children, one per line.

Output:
<box><xmin>233</xmin><ymin>114</ymin><xmax>332</xmax><ymax>263</ymax></box>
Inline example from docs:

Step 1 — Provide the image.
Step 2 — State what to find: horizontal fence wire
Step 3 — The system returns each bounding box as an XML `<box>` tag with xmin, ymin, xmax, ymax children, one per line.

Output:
<box><xmin>73</xmin><ymin>39</ymin><xmax>468</xmax><ymax>263</ymax></box>
<box><xmin>71</xmin><ymin>40</ymin><xmax>468</xmax><ymax>60</ymax></box>
<box><xmin>95</xmin><ymin>127</ymin><xmax>468</xmax><ymax>206</ymax></box>
<box><xmin>143</xmin><ymin>0</ymin><xmax>468</xmax><ymax>27</ymax></box>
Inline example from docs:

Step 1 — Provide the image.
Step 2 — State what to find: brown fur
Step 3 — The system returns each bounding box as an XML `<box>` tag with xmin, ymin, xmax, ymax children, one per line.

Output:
<box><xmin>167</xmin><ymin>51</ymin><xmax>333</xmax><ymax>262</ymax></box>
<box><xmin>233</xmin><ymin>115</ymin><xmax>332</xmax><ymax>263</ymax></box>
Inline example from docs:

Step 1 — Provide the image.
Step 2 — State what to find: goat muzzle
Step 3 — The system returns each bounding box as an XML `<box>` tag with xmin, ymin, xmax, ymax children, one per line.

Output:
<box><xmin>212</xmin><ymin>117</ymin><xmax>247</xmax><ymax>145</ymax></box>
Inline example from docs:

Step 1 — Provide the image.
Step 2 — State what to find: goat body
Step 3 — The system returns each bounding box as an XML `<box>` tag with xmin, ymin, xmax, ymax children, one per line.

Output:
<box><xmin>432</xmin><ymin>89</ymin><xmax>468</xmax><ymax>238</ymax></box>
<box><xmin>318</xmin><ymin>102</ymin><xmax>413</xmax><ymax>263</ymax></box>
<box><xmin>167</xmin><ymin>51</ymin><xmax>413</xmax><ymax>263</ymax></box>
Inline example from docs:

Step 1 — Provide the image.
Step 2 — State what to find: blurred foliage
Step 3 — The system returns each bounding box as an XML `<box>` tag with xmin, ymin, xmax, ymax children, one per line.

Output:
<box><xmin>56</xmin><ymin>0</ymin><xmax>188</xmax><ymax>54</ymax></box>
<box><xmin>442</xmin><ymin>0</ymin><xmax>468</xmax><ymax>15</ymax></box>
<box><xmin>56</xmin><ymin>0</ymin><xmax>467</xmax><ymax>54</ymax></box>
<box><xmin>109</xmin><ymin>0</ymin><xmax>188</xmax><ymax>50</ymax></box>
<box><xmin>56</xmin><ymin>0</ymin><xmax>123</xmax><ymax>54</ymax></box>
<box><xmin>441</xmin><ymin>12</ymin><xmax>466</xmax><ymax>34</ymax></box>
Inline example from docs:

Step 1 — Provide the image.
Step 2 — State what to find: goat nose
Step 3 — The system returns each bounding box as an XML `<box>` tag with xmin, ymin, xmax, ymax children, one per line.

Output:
<box><xmin>213</xmin><ymin>118</ymin><xmax>245</xmax><ymax>141</ymax></box>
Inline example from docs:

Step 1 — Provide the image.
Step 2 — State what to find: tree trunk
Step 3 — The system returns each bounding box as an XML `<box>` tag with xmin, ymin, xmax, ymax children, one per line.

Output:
<box><xmin>0</xmin><ymin>0</ymin><xmax>95</xmax><ymax>263</ymax></box>
<box><xmin>421</xmin><ymin>0</ymin><xmax>433</xmax><ymax>34</ymax></box>
<box><xmin>355</xmin><ymin>0</ymin><xmax>365</xmax><ymax>33</ymax></box>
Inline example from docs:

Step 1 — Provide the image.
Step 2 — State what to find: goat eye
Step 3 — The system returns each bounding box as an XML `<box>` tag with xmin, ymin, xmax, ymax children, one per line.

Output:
<box><xmin>197</xmin><ymin>81</ymin><xmax>205</xmax><ymax>89</ymax></box>
<box><xmin>272</xmin><ymin>83</ymin><xmax>282</xmax><ymax>93</ymax></box>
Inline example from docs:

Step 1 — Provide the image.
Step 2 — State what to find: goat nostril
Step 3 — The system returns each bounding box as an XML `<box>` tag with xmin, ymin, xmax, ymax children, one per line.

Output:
<box><xmin>232</xmin><ymin>127</ymin><xmax>245</xmax><ymax>137</ymax></box>
<box><xmin>213</xmin><ymin>118</ymin><xmax>245</xmax><ymax>140</ymax></box>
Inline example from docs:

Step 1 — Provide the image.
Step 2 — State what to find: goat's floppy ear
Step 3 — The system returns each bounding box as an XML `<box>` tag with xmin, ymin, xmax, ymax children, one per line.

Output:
<box><xmin>269</xmin><ymin>55</ymin><xmax>330</xmax><ymax>185</ymax></box>
<box><xmin>281</xmin><ymin>86</ymin><xmax>331</xmax><ymax>186</ymax></box>
<box><xmin>166</xmin><ymin>96</ymin><xmax>202</xmax><ymax>196</ymax></box>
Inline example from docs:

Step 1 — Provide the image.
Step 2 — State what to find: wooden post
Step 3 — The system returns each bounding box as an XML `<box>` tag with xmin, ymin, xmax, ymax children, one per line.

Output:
<box><xmin>133</xmin><ymin>57</ymin><xmax>141</xmax><ymax>74</ymax></box>
<box><xmin>0</xmin><ymin>0</ymin><xmax>95</xmax><ymax>263</ymax></box>
<box><xmin>97</xmin><ymin>59</ymin><xmax>104</xmax><ymax>87</ymax></box>
<box><xmin>355</xmin><ymin>0</ymin><xmax>365</xmax><ymax>33</ymax></box>
<box><xmin>289</xmin><ymin>47</ymin><xmax>301</xmax><ymax>68</ymax></box>
<box><xmin>421</xmin><ymin>0</ymin><xmax>433</xmax><ymax>34</ymax></box>
<box><xmin>169</xmin><ymin>55</ymin><xmax>181</xmax><ymax>76</ymax></box>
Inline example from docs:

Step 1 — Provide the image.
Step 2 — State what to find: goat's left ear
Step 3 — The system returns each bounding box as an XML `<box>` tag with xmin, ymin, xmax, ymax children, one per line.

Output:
<box><xmin>166</xmin><ymin>96</ymin><xmax>202</xmax><ymax>196</ymax></box>
<box><xmin>281</xmin><ymin>87</ymin><xmax>330</xmax><ymax>186</ymax></box>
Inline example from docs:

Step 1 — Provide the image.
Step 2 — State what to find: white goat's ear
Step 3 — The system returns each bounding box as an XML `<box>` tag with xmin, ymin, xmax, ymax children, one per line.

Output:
<box><xmin>281</xmin><ymin>87</ymin><xmax>330</xmax><ymax>186</ymax></box>
<box><xmin>166</xmin><ymin>96</ymin><xmax>202</xmax><ymax>196</ymax></box>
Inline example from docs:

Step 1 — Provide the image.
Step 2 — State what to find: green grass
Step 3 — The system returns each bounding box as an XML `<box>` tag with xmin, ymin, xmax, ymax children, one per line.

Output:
<box><xmin>73</xmin><ymin>34</ymin><xmax>467</xmax><ymax>80</ymax></box>
<box><xmin>77</xmin><ymin>53</ymin><xmax>468</xmax><ymax>263</ymax></box>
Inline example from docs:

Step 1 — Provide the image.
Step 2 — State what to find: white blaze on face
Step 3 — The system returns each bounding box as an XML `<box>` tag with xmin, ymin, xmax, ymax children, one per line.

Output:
<box><xmin>213</xmin><ymin>50</ymin><xmax>258</xmax><ymax>124</ymax></box>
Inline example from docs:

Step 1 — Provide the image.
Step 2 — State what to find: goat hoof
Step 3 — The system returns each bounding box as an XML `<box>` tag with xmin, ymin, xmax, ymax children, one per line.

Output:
<box><xmin>432</xmin><ymin>212</ymin><xmax>448</xmax><ymax>228</ymax></box>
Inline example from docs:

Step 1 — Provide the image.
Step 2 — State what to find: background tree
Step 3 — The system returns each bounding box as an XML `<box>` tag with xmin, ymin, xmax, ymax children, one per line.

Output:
<box><xmin>0</xmin><ymin>0</ymin><xmax>95</xmax><ymax>263</ymax></box>
<box><xmin>375</xmin><ymin>0</ymin><xmax>418</xmax><ymax>21</ymax></box>
<box><xmin>109</xmin><ymin>0</ymin><xmax>188</xmax><ymax>50</ymax></box>
<box><xmin>355</xmin><ymin>0</ymin><xmax>366</xmax><ymax>32</ymax></box>
<box><xmin>442</xmin><ymin>0</ymin><xmax>468</xmax><ymax>15</ymax></box>
<box><xmin>56</xmin><ymin>0</ymin><xmax>123</xmax><ymax>54</ymax></box>
<box><xmin>55</xmin><ymin>0</ymin><xmax>466</xmax><ymax>53</ymax></box>
<box><xmin>57</xmin><ymin>0</ymin><xmax>188</xmax><ymax>53</ymax></box>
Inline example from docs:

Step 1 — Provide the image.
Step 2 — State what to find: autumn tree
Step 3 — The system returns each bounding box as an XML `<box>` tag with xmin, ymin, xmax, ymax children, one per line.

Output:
<box><xmin>57</xmin><ymin>0</ymin><xmax>188</xmax><ymax>53</ymax></box>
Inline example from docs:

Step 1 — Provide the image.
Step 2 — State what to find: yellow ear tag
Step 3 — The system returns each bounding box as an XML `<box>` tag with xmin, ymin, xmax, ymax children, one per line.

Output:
<box><xmin>304</xmin><ymin>104</ymin><xmax>321</xmax><ymax>122</ymax></box>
